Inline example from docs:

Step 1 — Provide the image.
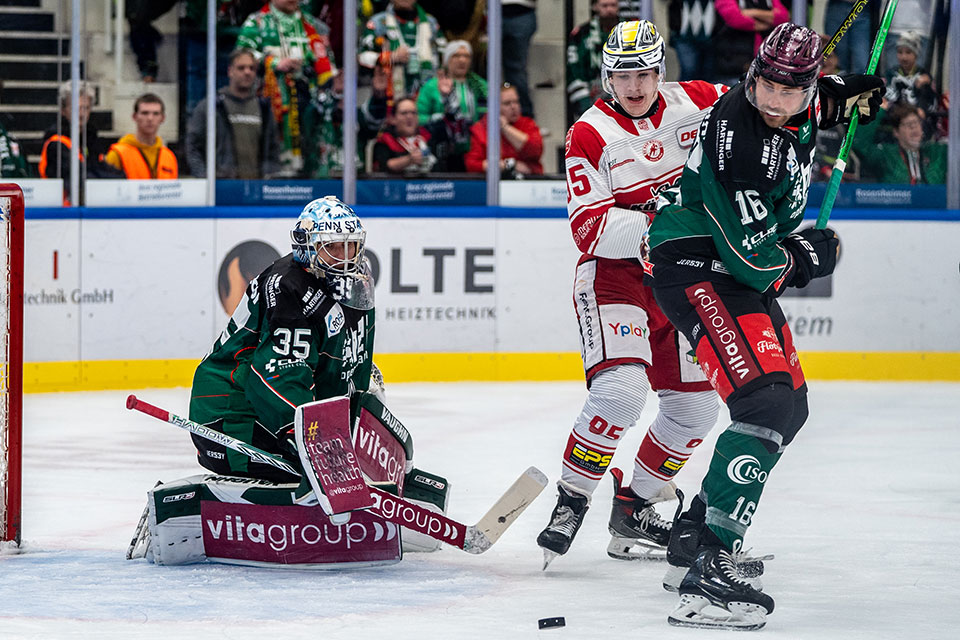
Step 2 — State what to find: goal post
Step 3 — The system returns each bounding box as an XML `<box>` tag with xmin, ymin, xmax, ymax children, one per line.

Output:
<box><xmin>0</xmin><ymin>183</ymin><xmax>24</xmax><ymax>546</ymax></box>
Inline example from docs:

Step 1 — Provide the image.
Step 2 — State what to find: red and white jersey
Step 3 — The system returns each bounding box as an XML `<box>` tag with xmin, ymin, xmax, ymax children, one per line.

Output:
<box><xmin>565</xmin><ymin>81</ymin><xmax>726</xmax><ymax>259</ymax></box>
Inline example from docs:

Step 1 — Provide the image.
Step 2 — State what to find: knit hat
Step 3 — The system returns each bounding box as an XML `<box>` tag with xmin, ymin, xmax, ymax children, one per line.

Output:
<box><xmin>442</xmin><ymin>40</ymin><xmax>472</xmax><ymax>67</ymax></box>
<box><xmin>896</xmin><ymin>31</ymin><xmax>921</xmax><ymax>56</ymax></box>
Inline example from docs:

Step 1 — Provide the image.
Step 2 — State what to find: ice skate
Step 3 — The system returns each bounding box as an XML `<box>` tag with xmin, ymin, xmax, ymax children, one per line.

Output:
<box><xmin>667</xmin><ymin>546</ymin><xmax>775</xmax><ymax>631</ymax></box>
<box><xmin>605</xmin><ymin>468</ymin><xmax>671</xmax><ymax>560</ymax></box>
<box><xmin>536</xmin><ymin>481</ymin><xmax>590</xmax><ymax>570</ymax></box>
<box><xmin>661</xmin><ymin>489</ymin><xmax>701</xmax><ymax>591</ymax></box>
<box><xmin>662</xmin><ymin>493</ymin><xmax>769</xmax><ymax>592</ymax></box>
<box><xmin>663</xmin><ymin>538</ymin><xmax>771</xmax><ymax>592</ymax></box>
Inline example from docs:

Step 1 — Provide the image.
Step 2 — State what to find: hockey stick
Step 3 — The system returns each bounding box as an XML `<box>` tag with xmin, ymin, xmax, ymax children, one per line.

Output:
<box><xmin>126</xmin><ymin>395</ymin><xmax>547</xmax><ymax>554</ymax></box>
<box><xmin>821</xmin><ymin>0</ymin><xmax>872</xmax><ymax>60</ymax></box>
<box><xmin>126</xmin><ymin>395</ymin><xmax>303</xmax><ymax>475</ymax></box>
<box><xmin>125</xmin><ymin>500</ymin><xmax>150</xmax><ymax>560</ymax></box>
<box><xmin>816</xmin><ymin>0</ymin><xmax>899</xmax><ymax>229</ymax></box>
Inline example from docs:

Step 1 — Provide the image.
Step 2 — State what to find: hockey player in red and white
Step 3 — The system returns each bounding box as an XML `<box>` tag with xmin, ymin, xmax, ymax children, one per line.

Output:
<box><xmin>537</xmin><ymin>20</ymin><xmax>726</xmax><ymax>569</ymax></box>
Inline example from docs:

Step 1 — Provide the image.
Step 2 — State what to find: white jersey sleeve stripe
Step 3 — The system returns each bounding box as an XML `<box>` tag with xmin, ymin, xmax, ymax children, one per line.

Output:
<box><xmin>588</xmin><ymin>206</ymin><xmax>649</xmax><ymax>259</ymax></box>
<box><xmin>569</xmin><ymin>196</ymin><xmax>616</xmax><ymax>220</ymax></box>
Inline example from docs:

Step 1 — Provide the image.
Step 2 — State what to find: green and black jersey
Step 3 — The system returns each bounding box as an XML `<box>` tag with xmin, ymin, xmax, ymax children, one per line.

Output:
<box><xmin>648</xmin><ymin>82</ymin><xmax>818</xmax><ymax>294</ymax></box>
<box><xmin>190</xmin><ymin>254</ymin><xmax>374</xmax><ymax>439</ymax></box>
<box><xmin>0</xmin><ymin>118</ymin><xmax>29</xmax><ymax>178</ymax></box>
<box><xmin>566</xmin><ymin>16</ymin><xmax>607</xmax><ymax>123</ymax></box>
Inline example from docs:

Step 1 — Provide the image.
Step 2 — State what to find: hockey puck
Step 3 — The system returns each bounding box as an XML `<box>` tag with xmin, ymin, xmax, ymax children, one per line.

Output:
<box><xmin>538</xmin><ymin>617</ymin><xmax>565</xmax><ymax>629</ymax></box>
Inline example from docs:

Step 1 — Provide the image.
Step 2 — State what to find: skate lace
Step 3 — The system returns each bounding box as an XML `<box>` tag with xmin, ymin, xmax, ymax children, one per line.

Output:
<box><xmin>718</xmin><ymin>550</ymin><xmax>752</xmax><ymax>586</ymax></box>
<box><xmin>634</xmin><ymin>505</ymin><xmax>670</xmax><ymax>533</ymax></box>
<box><xmin>734</xmin><ymin>547</ymin><xmax>775</xmax><ymax>564</ymax></box>
<box><xmin>549</xmin><ymin>506</ymin><xmax>581</xmax><ymax>538</ymax></box>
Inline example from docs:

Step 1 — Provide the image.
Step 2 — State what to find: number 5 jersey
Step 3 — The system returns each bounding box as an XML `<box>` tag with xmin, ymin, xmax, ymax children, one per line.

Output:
<box><xmin>565</xmin><ymin>81</ymin><xmax>726</xmax><ymax>262</ymax></box>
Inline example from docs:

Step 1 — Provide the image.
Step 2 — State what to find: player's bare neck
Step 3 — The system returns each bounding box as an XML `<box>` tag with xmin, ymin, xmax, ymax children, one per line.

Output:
<box><xmin>611</xmin><ymin>98</ymin><xmax>659</xmax><ymax>121</ymax></box>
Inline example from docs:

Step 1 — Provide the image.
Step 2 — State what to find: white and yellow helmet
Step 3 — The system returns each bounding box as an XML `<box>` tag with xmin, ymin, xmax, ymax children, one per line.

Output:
<box><xmin>601</xmin><ymin>20</ymin><xmax>666</xmax><ymax>97</ymax></box>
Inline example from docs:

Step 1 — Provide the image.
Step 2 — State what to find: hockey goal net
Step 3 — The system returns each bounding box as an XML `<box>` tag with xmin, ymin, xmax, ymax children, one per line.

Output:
<box><xmin>0</xmin><ymin>184</ymin><xmax>24</xmax><ymax>546</ymax></box>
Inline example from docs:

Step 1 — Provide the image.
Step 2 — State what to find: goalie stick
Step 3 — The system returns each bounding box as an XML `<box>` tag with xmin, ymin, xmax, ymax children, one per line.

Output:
<box><xmin>126</xmin><ymin>395</ymin><xmax>547</xmax><ymax>554</ymax></box>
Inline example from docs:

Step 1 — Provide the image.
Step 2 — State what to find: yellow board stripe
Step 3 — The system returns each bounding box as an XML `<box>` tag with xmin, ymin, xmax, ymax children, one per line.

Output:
<box><xmin>24</xmin><ymin>359</ymin><xmax>201</xmax><ymax>394</ymax></box>
<box><xmin>22</xmin><ymin>351</ymin><xmax>960</xmax><ymax>393</ymax></box>
<box><xmin>795</xmin><ymin>352</ymin><xmax>960</xmax><ymax>381</ymax></box>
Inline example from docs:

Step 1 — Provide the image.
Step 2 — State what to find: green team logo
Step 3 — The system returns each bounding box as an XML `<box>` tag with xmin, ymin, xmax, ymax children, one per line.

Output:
<box><xmin>726</xmin><ymin>455</ymin><xmax>768</xmax><ymax>485</ymax></box>
<box><xmin>799</xmin><ymin>121</ymin><xmax>812</xmax><ymax>144</ymax></box>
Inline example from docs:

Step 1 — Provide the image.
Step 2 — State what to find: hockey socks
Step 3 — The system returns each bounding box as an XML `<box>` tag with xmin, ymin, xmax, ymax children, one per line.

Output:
<box><xmin>559</xmin><ymin>366</ymin><xmax>651</xmax><ymax>493</ymax></box>
<box><xmin>629</xmin><ymin>398</ymin><xmax>715</xmax><ymax>498</ymax></box>
<box><xmin>700</xmin><ymin>424</ymin><xmax>783</xmax><ymax>552</ymax></box>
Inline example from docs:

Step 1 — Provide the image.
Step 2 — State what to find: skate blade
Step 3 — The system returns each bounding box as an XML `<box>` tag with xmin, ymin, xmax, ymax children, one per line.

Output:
<box><xmin>661</xmin><ymin>564</ymin><xmax>688</xmax><ymax>593</ymax></box>
<box><xmin>606</xmin><ymin>536</ymin><xmax>666</xmax><ymax>561</ymax></box>
<box><xmin>541</xmin><ymin>549</ymin><xmax>560</xmax><ymax>571</ymax></box>
<box><xmin>668</xmin><ymin>594</ymin><xmax>768</xmax><ymax>631</ymax></box>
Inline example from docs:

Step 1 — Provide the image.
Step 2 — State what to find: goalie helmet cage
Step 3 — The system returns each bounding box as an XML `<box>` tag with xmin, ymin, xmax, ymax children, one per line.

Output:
<box><xmin>0</xmin><ymin>184</ymin><xmax>24</xmax><ymax>546</ymax></box>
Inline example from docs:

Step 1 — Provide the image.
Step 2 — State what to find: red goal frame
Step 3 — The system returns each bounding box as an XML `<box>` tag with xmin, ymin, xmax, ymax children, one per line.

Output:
<box><xmin>1</xmin><ymin>183</ymin><xmax>24</xmax><ymax>546</ymax></box>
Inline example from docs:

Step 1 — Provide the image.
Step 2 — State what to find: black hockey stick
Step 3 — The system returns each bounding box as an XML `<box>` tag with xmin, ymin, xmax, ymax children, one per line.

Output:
<box><xmin>126</xmin><ymin>395</ymin><xmax>547</xmax><ymax>554</ymax></box>
<box><xmin>822</xmin><ymin>0</ymin><xmax>872</xmax><ymax>60</ymax></box>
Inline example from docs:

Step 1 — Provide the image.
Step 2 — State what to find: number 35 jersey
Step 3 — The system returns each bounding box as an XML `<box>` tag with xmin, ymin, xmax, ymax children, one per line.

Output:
<box><xmin>565</xmin><ymin>81</ymin><xmax>726</xmax><ymax>262</ymax></box>
<box><xmin>190</xmin><ymin>254</ymin><xmax>374</xmax><ymax>435</ymax></box>
<box><xmin>648</xmin><ymin>81</ymin><xmax>821</xmax><ymax>294</ymax></box>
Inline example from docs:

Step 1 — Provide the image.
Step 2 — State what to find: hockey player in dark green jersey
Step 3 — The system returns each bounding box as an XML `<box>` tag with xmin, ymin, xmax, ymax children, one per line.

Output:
<box><xmin>646</xmin><ymin>24</ymin><xmax>883</xmax><ymax>629</ymax></box>
<box><xmin>189</xmin><ymin>196</ymin><xmax>375</xmax><ymax>482</ymax></box>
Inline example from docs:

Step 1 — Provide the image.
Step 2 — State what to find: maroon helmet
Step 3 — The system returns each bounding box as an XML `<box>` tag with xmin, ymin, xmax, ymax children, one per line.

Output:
<box><xmin>746</xmin><ymin>23</ymin><xmax>822</xmax><ymax>118</ymax></box>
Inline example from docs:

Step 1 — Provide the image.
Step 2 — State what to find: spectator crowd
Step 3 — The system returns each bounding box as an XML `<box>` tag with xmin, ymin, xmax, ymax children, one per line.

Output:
<box><xmin>1</xmin><ymin>0</ymin><xmax>951</xmax><ymax>186</ymax></box>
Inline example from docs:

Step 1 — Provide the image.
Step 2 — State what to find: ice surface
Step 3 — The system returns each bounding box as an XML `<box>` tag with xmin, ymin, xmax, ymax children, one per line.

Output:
<box><xmin>2</xmin><ymin>381</ymin><xmax>959</xmax><ymax>639</ymax></box>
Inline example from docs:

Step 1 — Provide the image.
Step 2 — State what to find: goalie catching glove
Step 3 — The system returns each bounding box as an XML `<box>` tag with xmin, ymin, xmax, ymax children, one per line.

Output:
<box><xmin>782</xmin><ymin>227</ymin><xmax>840</xmax><ymax>289</ymax></box>
<box><xmin>817</xmin><ymin>74</ymin><xmax>884</xmax><ymax>129</ymax></box>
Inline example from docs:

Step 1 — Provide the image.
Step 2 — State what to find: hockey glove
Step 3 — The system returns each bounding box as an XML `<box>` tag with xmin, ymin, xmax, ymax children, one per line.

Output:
<box><xmin>782</xmin><ymin>227</ymin><xmax>840</xmax><ymax>289</ymax></box>
<box><xmin>817</xmin><ymin>74</ymin><xmax>885</xmax><ymax>129</ymax></box>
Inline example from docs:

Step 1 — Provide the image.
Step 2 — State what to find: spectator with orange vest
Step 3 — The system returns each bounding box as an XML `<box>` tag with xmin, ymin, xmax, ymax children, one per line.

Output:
<box><xmin>105</xmin><ymin>93</ymin><xmax>179</xmax><ymax>179</ymax></box>
<box><xmin>39</xmin><ymin>81</ymin><xmax>121</xmax><ymax>204</ymax></box>
<box><xmin>464</xmin><ymin>84</ymin><xmax>543</xmax><ymax>177</ymax></box>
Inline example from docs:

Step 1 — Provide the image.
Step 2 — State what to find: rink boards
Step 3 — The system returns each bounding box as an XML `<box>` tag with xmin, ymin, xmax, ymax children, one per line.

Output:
<box><xmin>20</xmin><ymin>206</ymin><xmax>960</xmax><ymax>391</ymax></box>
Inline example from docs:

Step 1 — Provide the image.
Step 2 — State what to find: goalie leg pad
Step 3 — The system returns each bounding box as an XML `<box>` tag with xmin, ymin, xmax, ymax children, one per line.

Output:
<box><xmin>141</xmin><ymin>475</ymin><xmax>402</xmax><ymax>568</ymax></box>
<box><xmin>351</xmin><ymin>392</ymin><xmax>415</xmax><ymax>488</ymax></box>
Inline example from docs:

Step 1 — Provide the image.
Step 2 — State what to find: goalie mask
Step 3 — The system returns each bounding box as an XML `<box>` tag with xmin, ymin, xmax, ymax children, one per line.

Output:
<box><xmin>292</xmin><ymin>196</ymin><xmax>374</xmax><ymax>310</ymax></box>
<box><xmin>745</xmin><ymin>23</ymin><xmax>822</xmax><ymax>119</ymax></box>
<box><xmin>601</xmin><ymin>20</ymin><xmax>666</xmax><ymax>104</ymax></box>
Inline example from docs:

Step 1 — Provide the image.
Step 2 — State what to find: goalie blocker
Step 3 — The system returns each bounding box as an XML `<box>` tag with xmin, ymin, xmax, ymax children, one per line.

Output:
<box><xmin>130</xmin><ymin>392</ymin><xmax>451</xmax><ymax>567</ymax></box>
